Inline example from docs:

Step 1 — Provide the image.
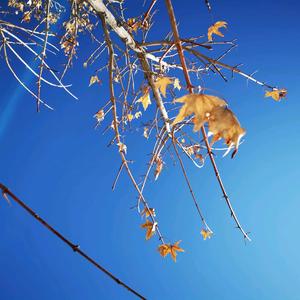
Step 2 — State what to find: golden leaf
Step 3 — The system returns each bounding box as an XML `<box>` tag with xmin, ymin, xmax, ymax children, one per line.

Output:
<box><xmin>201</xmin><ymin>229</ymin><xmax>213</xmax><ymax>240</ymax></box>
<box><xmin>22</xmin><ymin>11</ymin><xmax>31</xmax><ymax>22</ymax></box>
<box><xmin>154</xmin><ymin>76</ymin><xmax>173</xmax><ymax>98</ymax></box>
<box><xmin>208</xmin><ymin>107</ymin><xmax>245</xmax><ymax>158</ymax></box>
<box><xmin>137</xmin><ymin>90</ymin><xmax>151</xmax><ymax>111</ymax></box>
<box><xmin>173</xmin><ymin>78</ymin><xmax>181</xmax><ymax>91</ymax></box>
<box><xmin>158</xmin><ymin>244</ymin><xmax>171</xmax><ymax>257</ymax></box>
<box><xmin>89</xmin><ymin>75</ymin><xmax>100</xmax><ymax>87</ymax></box>
<box><xmin>141</xmin><ymin>220</ymin><xmax>157</xmax><ymax>240</ymax></box>
<box><xmin>158</xmin><ymin>241</ymin><xmax>184</xmax><ymax>262</ymax></box>
<box><xmin>141</xmin><ymin>207</ymin><xmax>156</xmax><ymax>218</ymax></box>
<box><xmin>172</xmin><ymin>94</ymin><xmax>227</xmax><ymax>131</ymax></box>
<box><xmin>208</xmin><ymin>21</ymin><xmax>227</xmax><ymax>41</ymax></box>
<box><xmin>265</xmin><ymin>88</ymin><xmax>287</xmax><ymax>101</ymax></box>
<box><xmin>127</xmin><ymin>114</ymin><xmax>134</xmax><ymax>122</ymax></box>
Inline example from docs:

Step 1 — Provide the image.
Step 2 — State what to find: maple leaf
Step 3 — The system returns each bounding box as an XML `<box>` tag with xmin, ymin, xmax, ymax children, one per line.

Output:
<box><xmin>158</xmin><ymin>244</ymin><xmax>171</xmax><ymax>257</ymax></box>
<box><xmin>265</xmin><ymin>88</ymin><xmax>287</xmax><ymax>101</ymax></box>
<box><xmin>173</xmin><ymin>94</ymin><xmax>227</xmax><ymax>131</ymax></box>
<box><xmin>141</xmin><ymin>220</ymin><xmax>157</xmax><ymax>240</ymax></box>
<box><xmin>208</xmin><ymin>107</ymin><xmax>245</xmax><ymax>158</ymax></box>
<box><xmin>201</xmin><ymin>229</ymin><xmax>213</xmax><ymax>240</ymax></box>
<box><xmin>89</xmin><ymin>75</ymin><xmax>100</xmax><ymax>87</ymax></box>
<box><xmin>158</xmin><ymin>241</ymin><xmax>184</xmax><ymax>262</ymax></box>
<box><xmin>154</xmin><ymin>76</ymin><xmax>173</xmax><ymax>98</ymax></box>
<box><xmin>137</xmin><ymin>89</ymin><xmax>151</xmax><ymax>111</ymax></box>
<box><xmin>208</xmin><ymin>21</ymin><xmax>227</xmax><ymax>41</ymax></box>
<box><xmin>141</xmin><ymin>207</ymin><xmax>156</xmax><ymax>218</ymax></box>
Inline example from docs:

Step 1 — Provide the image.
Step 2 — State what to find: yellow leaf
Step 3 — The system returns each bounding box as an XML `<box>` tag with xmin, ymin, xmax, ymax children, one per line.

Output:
<box><xmin>137</xmin><ymin>90</ymin><xmax>151</xmax><ymax>111</ymax></box>
<box><xmin>158</xmin><ymin>241</ymin><xmax>184</xmax><ymax>262</ymax></box>
<box><xmin>265</xmin><ymin>88</ymin><xmax>287</xmax><ymax>101</ymax></box>
<box><xmin>141</xmin><ymin>220</ymin><xmax>157</xmax><ymax>240</ymax></box>
<box><xmin>208</xmin><ymin>21</ymin><xmax>227</xmax><ymax>41</ymax></box>
<box><xmin>208</xmin><ymin>107</ymin><xmax>245</xmax><ymax>158</ymax></box>
<box><xmin>172</xmin><ymin>94</ymin><xmax>227</xmax><ymax>131</ymax></box>
<box><xmin>154</xmin><ymin>76</ymin><xmax>173</xmax><ymax>98</ymax></box>
<box><xmin>141</xmin><ymin>207</ymin><xmax>156</xmax><ymax>218</ymax></box>
<box><xmin>173</xmin><ymin>78</ymin><xmax>181</xmax><ymax>91</ymax></box>
<box><xmin>127</xmin><ymin>114</ymin><xmax>134</xmax><ymax>122</ymax></box>
<box><xmin>201</xmin><ymin>229</ymin><xmax>213</xmax><ymax>240</ymax></box>
<box><xmin>89</xmin><ymin>75</ymin><xmax>100</xmax><ymax>87</ymax></box>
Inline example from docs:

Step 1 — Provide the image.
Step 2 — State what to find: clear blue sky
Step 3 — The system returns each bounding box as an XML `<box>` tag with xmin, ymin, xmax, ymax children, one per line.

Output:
<box><xmin>0</xmin><ymin>0</ymin><xmax>299</xmax><ymax>299</ymax></box>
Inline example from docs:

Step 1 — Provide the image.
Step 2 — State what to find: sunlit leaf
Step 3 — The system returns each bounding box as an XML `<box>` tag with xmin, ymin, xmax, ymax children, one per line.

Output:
<box><xmin>208</xmin><ymin>21</ymin><xmax>227</xmax><ymax>41</ymax></box>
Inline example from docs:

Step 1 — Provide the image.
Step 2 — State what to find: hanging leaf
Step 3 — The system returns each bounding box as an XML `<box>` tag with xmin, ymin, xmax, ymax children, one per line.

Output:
<box><xmin>117</xmin><ymin>142</ymin><xmax>127</xmax><ymax>154</ymax></box>
<box><xmin>154</xmin><ymin>155</ymin><xmax>163</xmax><ymax>180</ymax></box>
<box><xmin>208</xmin><ymin>107</ymin><xmax>245</xmax><ymax>158</ymax></box>
<box><xmin>173</xmin><ymin>78</ymin><xmax>181</xmax><ymax>91</ymax></box>
<box><xmin>208</xmin><ymin>21</ymin><xmax>227</xmax><ymax>41</ymax></box>
<box><xmin>143</xmin><ymin>127</ymin><xmax>149</xmax><ymax>139</ymax></box>
<box><xmin>265</xmin><ymin>88</ymin><xmax>287</xmax><ymax>101</ymax></box>
<box><xmin>94</xmin><ymin>109</ymin><xmax>105</xmax><ymax>123</ymax></box>
<box><xmin>141</xmin><ymin>207</ymin><xmax>156</xmax><ymax>218</ymax></box>
<box><xmin>158</xmin><ymin>241</ymin><xmax>184</xmax><ymax>262</ymax></box>
<box><xmin>201</xmin><ymin>229</ymin><xmax>213</xmax><ymax>240</ymax></box>
<box><xmin>154</xmin><ymin>76</ymin><xmax>173</xmax><ymax>97</ymax></box>
<box><xmin>141</xmin><ymin>220</ymin><xmax>157</xmax><ymax>240</ymax></box>
<box><xmin>89</xmin><ymin>75</ymin><xmax>100</xmax><ymax>87</ymax></box>
<box><xmin>137</xmin><ymin>88</ymin><xmax>151</xmax><ymax>111</ymax></box>
<box><xmin>172</xmin><ymin>94</ymin><xmax>227</xmax><ymax>131</ymax></box>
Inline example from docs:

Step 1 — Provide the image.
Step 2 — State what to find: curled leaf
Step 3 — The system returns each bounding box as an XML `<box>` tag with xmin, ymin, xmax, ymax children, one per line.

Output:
<box><xmin>154</xmin><ymin>155</ymin><xmax>163</xmax><ymax>180</ymax></box>
<box><xmin>117</xmin><ymin>142</ymin><xmax>127</xmax><ymax>154</ymax></box>
<box><xmin>141</xmin><ymin>220</ymin><xmax>157</xmax><ymax>240</ymax></box>
<box><xmin>208</xmin><ymin>107</ymin><xmax>245</xmax><ymax>158</ymax></box>
<box><xmin>265</xmin><ymin>88</ymin><xmax>287</xmax><ymax>101</ymax></box>
<box><xmin>208</xmin><ymin>21</ymin><xmax>227</xmax><ymax>41</ymax></box>
<box><xmin>173</xmin><ymin>78</ymin><xmax>181</xmax><ymax>91</ymax></box>
<box><xmin>143</xmin><ymin>127</ymin><xmax>149</xmax><ymax>139</ymax></box>
<box><xmin>94</xmin><ymin>109</ymin><xmax>105</xmax><ymax>123</ymax></box>
<box><xmin>141</xmin><ymin>207</ymin><xmax>156</xmax><ymax>218</ymax></box>
<box><xmin>201</xmin><ymin>229</ymin><xmax>213</xmax><ymax>240</ymax></box>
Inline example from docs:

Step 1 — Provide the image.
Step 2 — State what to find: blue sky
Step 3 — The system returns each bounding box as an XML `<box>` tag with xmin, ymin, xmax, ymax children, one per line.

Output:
<box><xmin>0</xmin><ymin>0</ymin><xmax>299</xmax><ymax>299</ymax></box>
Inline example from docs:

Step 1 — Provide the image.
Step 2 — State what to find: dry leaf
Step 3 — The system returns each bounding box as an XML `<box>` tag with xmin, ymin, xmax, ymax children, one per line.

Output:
<box><xmin>154</xmin><ymin>155</ymin><xmax>163</xmax><ymax>180</ymax></box>
<box><xmin>201</xmin><ymin>229</ymin><xmax>213</xmax><ymax>240</ymax></box>
<box><xmin>173</xmin><ymin>78</ymin><xmax>181</xmax><ymax>91</ymax></box>
<box><xmin>94</xmin><ymin>109</ymin><xmax>105</xmax><ymax>123</ymax></box>
<box><xmin>89</xmin><ymin>75</ymin><xmax>100</xmax><ymax>87</ymax></box>
<box><xmin>137</xmin><ymin>90</ymin><xmax>151</xmax><ymax>111</ymax></box>
<box><xmin>265</xmin><ymin>88</ymin><xmax>287</xmax><ymax>101</ymax></box>
<box><xmin>208</xmin><ymin>107</ymin><xmax>245</xmax><ymax>158</ymax></box>
<box><xmin>173</xmin><ymin>94</ymin><xmax>227</xmax><ymax>131</ymax></box>
<box><xmin>154</xmin><ymin>76</ymin><xmax>173</xmax><ymax>97</ymax></box>
<box><xmin>158</xmin><ymin>241</ymin><xmax>184</xmax><ymax>262</ymax></box>
<box><xmin>208</xmin><ymin>21</ymin><xmax>227</xmax><ymax>41</ymax></box>
<box><xmin>141</xmin><ymin>207</ymin><xmax>156</xmax><ymax>218</ymax></box>
<box><xmin>141</xmin><ymin>220</ymin><xmax>157</xmax><ymax>240</ymax></box>
<box><xmin>127</xmin><ymin>114</ymin><xmax>134</xmax><ymax>122</ymax></box>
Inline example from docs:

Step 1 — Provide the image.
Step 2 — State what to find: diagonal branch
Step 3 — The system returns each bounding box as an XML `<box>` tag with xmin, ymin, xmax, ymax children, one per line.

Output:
<box><xmin>0</xmin><ymin>183</ymin><xmax>146</xmax><ymax>300</ymax></box>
